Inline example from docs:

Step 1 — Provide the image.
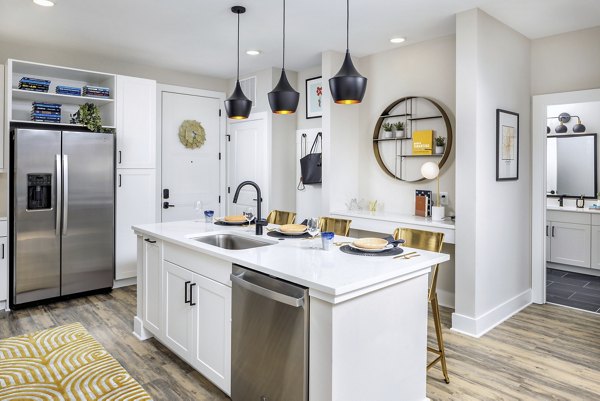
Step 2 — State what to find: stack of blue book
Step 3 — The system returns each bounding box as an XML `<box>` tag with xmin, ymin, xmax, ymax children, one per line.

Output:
<box><xmin>19</xmin><ymin>77</ymin><xmax>50</xmax><ymax>92</ymax></box>
<box><xmin>56</xmin><ymin>85</ymin><xmax>82</xmax><ymax>96</ymax></box>
<box><xmin>31</xmin><ymin>102</ymin><xmax>61</xmax><ymax>123</ymax></box>
<box><xmin>83</xmin><ymin>85</ymin><xmax>110</xmax><ymax>98</ymax></box>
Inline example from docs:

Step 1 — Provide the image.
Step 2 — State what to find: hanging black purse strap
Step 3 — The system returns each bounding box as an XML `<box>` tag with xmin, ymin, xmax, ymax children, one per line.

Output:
<box><xmin>298</xmin><ymin>133</ymin><xmax>308</xmax><ymax>191</ymax></box>
<box><xmin>309</xmin><ymin>132</ymin><xmax>322</xmax><ymax>154</ymax></box>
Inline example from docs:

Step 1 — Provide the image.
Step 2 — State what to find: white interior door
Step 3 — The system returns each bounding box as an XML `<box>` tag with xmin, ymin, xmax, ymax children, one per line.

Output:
<box><xmin>161</xmin><ymin>91</ymin><xmax>222</xmax><ymax>222</ymax></box>
<box><xmin>227</xmin><ymin>114</ymin><xmax>268</xmax><ymax>216</ymax></box>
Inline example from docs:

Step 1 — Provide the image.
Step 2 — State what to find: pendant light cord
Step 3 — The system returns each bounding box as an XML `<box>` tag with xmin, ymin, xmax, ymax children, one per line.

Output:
<box><xmin>346</xmin><ymin>0</ymin><xmax>349</xmax><ymax>51</ymax></box>
<box><xmin>282</xmin><ymin>0</ymin><xmax>286</xmax><ymax>69</ymax></box>
<box><xmin>237</xmin><ymin>11</ymin><xmax>240</xmax><ymax>80</ymax></box>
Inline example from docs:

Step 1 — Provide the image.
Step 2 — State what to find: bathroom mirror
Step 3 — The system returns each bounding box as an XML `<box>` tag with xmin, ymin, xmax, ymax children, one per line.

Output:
<box><xmin>547</xmin><ymin>134</ymin><xmax>597</xmax><ymax>198</ymax></box>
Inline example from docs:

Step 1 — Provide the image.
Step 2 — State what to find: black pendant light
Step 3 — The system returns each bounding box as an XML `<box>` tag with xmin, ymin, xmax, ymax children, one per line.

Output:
<box><xmin>224</xmin><ymin>6</ymin><xmax>252</xmax><ymax>120</ymax></box>
<box><xmin>329</xmin><ymin>0</ymin><xmax>367</xmax><ymax>104</ymax></box>
<box><xmin>268</xmin><ymin>0</ymin><xmax>299</xmax><ymax>114</ymax></box>
<box><xmin>573</xmin><ymin>117</ymin><xmax>586</xmax><ymax>133</ymax></box>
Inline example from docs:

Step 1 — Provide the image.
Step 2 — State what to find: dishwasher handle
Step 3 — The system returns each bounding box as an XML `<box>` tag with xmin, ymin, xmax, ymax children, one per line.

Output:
<box><xmin>231</xmin><ymin>273</ymin><xmax>304</xmax><ymax>308</ymax></box>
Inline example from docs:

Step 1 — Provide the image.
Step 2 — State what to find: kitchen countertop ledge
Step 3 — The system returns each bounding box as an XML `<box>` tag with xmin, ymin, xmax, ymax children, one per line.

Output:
<box><xmin>133</xmin><ymin>220</ymin><xmax>450</xmax><ymax>304</ymax></box>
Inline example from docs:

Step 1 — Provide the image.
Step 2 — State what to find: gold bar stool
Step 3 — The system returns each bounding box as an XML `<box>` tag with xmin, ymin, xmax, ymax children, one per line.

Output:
<box><xmin>318</xmin><ymin>217</ymin><xmax>352</xmax><ymax>236</ymax></box>
<box><xmin>266</xmin><ymin>210</ymin><xmax>296</xmax><ymax>225</ymax></box>
<box><xmin>393</xmin><ymin>227</ymin><xmax>450</xmax><ymax>384</ymax></box>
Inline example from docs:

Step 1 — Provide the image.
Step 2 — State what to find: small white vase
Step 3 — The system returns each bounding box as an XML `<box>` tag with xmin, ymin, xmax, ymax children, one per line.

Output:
<box><xmin>435</xmin><ymin>145</ymin><xmax>444</xmax><ymax>154</ymax></box>
<box><xmin>396</xmin><ymin>129</ymin><xmax>405</xmax><ymax>139</ymax></box>
<box><xmin>383</xmin><ymin>131</ymin><xmax>393</xmax><ymax>139</ymax></box>
<box><xmin>431</xmin><ymin>206</ymin><xmax>445</xmax><ymax>221</ymax></box>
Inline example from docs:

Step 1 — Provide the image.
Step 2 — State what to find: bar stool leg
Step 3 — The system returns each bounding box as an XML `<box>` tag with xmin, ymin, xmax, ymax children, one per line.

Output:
<box><xmin>431</xmin><ymin>293</ymin><xmax>450</xmax><ymax>383</ymax></box>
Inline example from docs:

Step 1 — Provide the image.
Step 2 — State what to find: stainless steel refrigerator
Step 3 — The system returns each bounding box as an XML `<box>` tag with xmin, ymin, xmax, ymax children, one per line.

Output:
<box><xmin>11</xmin><ymin>127</ymin><xmax>115</xmax><ymax>306</ymax></box>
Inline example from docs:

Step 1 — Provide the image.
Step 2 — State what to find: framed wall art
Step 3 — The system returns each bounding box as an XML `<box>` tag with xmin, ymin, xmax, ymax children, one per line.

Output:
<box><xmin>305</xmin><ymin>76</ymin><xmax>323</xmax><ymax>119</ymax></box>
<box><xmin>496</xmin><ymin>108</ymin><xmax>519</xmax><ymax>181</ymax></box>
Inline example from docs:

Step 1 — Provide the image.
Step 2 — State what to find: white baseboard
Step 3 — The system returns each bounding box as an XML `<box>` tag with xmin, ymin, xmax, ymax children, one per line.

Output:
<box><xmin>436</xmin><ymin>289</ymin><xmax>455</xmax><ymax>309</ymax></box>
<box><xmin>113</xmin><ymin>277</ymin><xmax>137</xmax><ymax>289</ymax></box>
<box><xmin>451</xmin><ymin>289</ymin><xmax>531</xmax><ymax>338</ymax></box>
<box><xmin>133</xmin><ymin>316</ymin><xmax>153</xmax><ymax>341</ymax></box>
<box><xmin>0</xmin><ymin>300</ymin><xmax>7</xmax><ymax>312</ymax></box>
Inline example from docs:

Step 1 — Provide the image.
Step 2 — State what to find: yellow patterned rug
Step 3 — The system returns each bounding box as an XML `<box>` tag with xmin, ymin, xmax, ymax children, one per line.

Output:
<box><xmin>0</xmin><ymin>322</ymin><xmax>152</xmax><ymax>400</ymax></box>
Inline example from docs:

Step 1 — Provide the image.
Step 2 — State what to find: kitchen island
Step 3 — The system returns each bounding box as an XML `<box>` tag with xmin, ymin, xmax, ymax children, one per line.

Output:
<box><xmin>132</xmin><ymin>220</ymin><xmax>449</xmax><ymax>401</ymax></box>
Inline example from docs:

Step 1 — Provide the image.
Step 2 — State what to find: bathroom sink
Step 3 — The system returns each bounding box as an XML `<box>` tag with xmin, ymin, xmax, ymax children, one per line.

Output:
<box><xmin>191</xmin><ymin>233</ymin><xmax>274</xmax><ymax>250</ymax></box>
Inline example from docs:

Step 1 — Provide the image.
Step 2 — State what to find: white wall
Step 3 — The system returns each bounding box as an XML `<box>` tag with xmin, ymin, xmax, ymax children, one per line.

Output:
<box><xmin>0</xmin><ymin>39</ymin><xmax>227</xmax><ymax>91</ymax></box>
<box><xmin>531</xmin><ymin>26</ymin><xmax>600</xmax><ymax>96</ymax></box>
<box><xmin>454</xmin><ymin>9</ymin><xmax>532</xmax><ymax>337</ymax></box>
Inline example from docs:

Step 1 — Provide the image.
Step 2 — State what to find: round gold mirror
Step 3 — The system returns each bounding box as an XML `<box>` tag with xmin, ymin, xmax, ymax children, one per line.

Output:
<box><xmin>372</xmin><ymin>96</ymin><xmax>453</xmax><ymax>182</ymax></box>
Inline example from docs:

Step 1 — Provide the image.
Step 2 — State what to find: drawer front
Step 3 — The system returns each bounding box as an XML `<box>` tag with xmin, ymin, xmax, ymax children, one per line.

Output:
<box><xmin>592</xmin><ymin>214</ymin><xmax>600</xmax><ymax>226</ymax></box>
<box><xmin>164</xmin><ymin>243</ymin><xmax>232</xmax><ymax>286</ymax></box>
<box><xmin>0</xmin><ymin>220</ymin><xmax>7</xmax><ymax>237</ymax></box>
<box><xmin>547</xmin><ymin>210</ymin><xmax>591</xmax><ymax>225</ymax></box>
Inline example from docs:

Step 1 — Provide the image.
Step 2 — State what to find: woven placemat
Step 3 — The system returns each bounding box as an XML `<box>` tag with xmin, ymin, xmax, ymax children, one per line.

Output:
<box><xmin>339</xmin><ymin>245</ymin><xmax>404</xmax><ymax>257</ymax></box>
<box><xmin>267</xmin><ymin>231</ymin><xmax>312</xmax><ymax>239</ymax></box>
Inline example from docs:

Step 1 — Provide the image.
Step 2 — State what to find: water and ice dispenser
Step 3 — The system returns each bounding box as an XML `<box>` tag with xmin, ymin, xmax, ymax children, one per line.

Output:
<box><xmin>27</xmin><ymin>173</ymin><xmax>52</xmax><ymax>210</ymax></box>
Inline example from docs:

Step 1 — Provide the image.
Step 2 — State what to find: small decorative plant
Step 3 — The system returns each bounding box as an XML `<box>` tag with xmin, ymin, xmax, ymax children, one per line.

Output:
<box><xmin>382</xmin><ymin>122</ymin><xmax>393</xmax><ymax>132</ymax></box>
<box><xmin>394</xmin><ymin>121</ymin><xmax>405</xmax><ymax>131</ymax></box>
<box><xmin>74</xmin><ymin>103</ymin><xmax>104</xmax><ymax>132</ymax></box>
<box><xmin>435</xmin><ymin>136</ymin><xmax>446</xmax><ymax>146</ymax></box>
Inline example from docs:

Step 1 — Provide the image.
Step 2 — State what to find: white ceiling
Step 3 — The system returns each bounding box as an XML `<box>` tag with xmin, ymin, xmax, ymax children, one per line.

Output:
<box><xmin>0</xmin><ymin>0</ymin><xmax>599</xmax><ymax>79</ymax></box>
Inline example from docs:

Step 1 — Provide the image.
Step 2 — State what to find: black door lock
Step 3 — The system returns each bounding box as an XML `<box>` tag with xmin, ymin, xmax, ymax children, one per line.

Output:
<box><xmin>163</xmin><ymin>201</ymin><xmax>175</xmax><ymax>209</ymax></box>
<box><xmin>163</xmin><ymin>188</ymin><xmax>169</xmax><ymax>199</ymax></box>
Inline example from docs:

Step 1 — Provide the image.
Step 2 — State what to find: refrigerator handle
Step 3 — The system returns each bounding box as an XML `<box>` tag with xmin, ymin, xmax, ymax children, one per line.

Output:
<box><xmin>56</xmin><ymin>154</ymin><xmax>62</xmax><ymax>236</ymax></box>
<box><xmin>62</xmin><ymin>155</ymin><xmax>69</xmax><ymax>236</ymax></box>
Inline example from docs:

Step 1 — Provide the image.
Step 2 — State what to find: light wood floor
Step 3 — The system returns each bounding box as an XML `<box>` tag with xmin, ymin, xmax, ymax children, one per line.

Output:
<box><xmin>1</xmin><ymin>287</ymin><xmax>599</xmax><ymax>400</ymax></box>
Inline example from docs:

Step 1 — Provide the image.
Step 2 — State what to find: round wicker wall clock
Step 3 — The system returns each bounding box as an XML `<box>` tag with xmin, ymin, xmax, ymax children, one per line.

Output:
<box><xmin>178</xmin><ymin>120</ymin><xmax>206</xmax><ymax>149</ymax></box>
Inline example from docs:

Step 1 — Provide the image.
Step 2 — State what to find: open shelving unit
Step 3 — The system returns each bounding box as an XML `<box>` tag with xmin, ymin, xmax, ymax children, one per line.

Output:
<box><xmin>6</xmin><ymin>59</ymin><xmax>116</xmax><ymax>129</ymax></box>
<box><xmin>372</xmin><ymin>96</ymin><xmax>453</xmax><ymax>182</ymax></box>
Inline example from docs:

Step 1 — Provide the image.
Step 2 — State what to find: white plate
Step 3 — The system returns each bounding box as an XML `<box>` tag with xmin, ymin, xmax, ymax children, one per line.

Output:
<box><xmin>348</xmin><ymin>243</ymin><xmax>393</xmax><ymax>253</ymax></box>
<box><xmin>276</xmin><ymin>228</ymin><xmax>308</xmax><ymax>236</ymax></box>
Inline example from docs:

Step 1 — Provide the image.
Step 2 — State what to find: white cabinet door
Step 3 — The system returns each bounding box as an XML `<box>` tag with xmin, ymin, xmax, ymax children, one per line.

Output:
<box><xmin>163</xmin><ymin>261</ymin><xmax>196</xmax><ymax>357</ymax></box>
<box><xmin>116</xmin><ymin>75</ymin><xmax>156</xmax><ymax>169</ymax></box>
<box><xmin>142</xmin><ymin>237</ymin><xmax>162</xmax><ymax>336</ymax></box>
<box><xmin>0</xmin><ymin>237</ymin><xmax>6</xmax><ymax>303</ymax></box>
<box><xmin>546</xmin><ymin>221</ymin><xmax>551</xmax><ymax>262</ymax></box>
<box><xmin>550</xmin><ymin>222</ymin><xmax>591</xmax><ymax>268</ymax></box>
<box><xmin>116</xmin><ymin>169</ymin><xmax>156</xmax><ymax>279</ymax></box>
<box><xmin>191</xmin><ymin>273</ymin><xmax>232</xmax><ymax>394</ymax></box>
<box><xmin>592</xmin><ymin>225</ymin><xmax>600</xmax><ymax>270</ymax></box>
<box><xmin>0</xmin><ymin>64</ymin><xmax>4</xmax><ymax>170</ymax></box>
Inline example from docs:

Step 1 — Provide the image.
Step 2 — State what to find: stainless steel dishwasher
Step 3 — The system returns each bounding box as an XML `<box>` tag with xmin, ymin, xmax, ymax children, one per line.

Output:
<box><xmin>231</xmin><ymin>265</ymin><xmax>308</xmax><ymax>401</ymax></box>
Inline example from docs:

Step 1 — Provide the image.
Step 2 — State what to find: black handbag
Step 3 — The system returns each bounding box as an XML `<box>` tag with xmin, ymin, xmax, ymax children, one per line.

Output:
<box><xmin>300</xmin><ymin>132</ymin><xmax>322</xmax><ymax>186</ymax></box>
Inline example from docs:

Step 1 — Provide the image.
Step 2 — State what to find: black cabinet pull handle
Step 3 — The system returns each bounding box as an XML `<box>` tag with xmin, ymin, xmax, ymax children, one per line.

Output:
<box><xmin>144</xmin><ymin>238</ymin><xmax>156</xmax><ymax>244</ymax></box>
<box><xmin>1</xmin><ymin>243</ymin><xmax>4</xmax><ymax>259</ymax></box>
<box><xmin>546</xmin><ymin>225</ymin><xmax>549</xmax><ymax>237</ymax></box>
<box><xmin>118</xmin><ymin>150</ymin><xmax>122</xmax><ymax>164</ymax></box>
<box><xmin>189</xmin><ymin>283</ymin><xmax>197</xmax><ymax>306</ymax></box>
<box><xmin>118</xmin><ymin>174</ymin><xmax>122</xmax><ymax>187</ymax></box>
<box><xmin>184</xmin><ymin>280</ymin><xmax>191</xmax><ymax>304</ymax></box>
<box><xmin>551</xmin><ymin>226</ymin><xmax>555</xmax><ymax>237</ymax></box>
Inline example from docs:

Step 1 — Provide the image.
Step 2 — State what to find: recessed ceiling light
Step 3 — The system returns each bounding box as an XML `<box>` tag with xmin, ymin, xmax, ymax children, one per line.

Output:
<box><xmin>246</xmin><ymin>50</ymin><xmax>261</xmax><ymax>56</ymax></box>
<box><xmin>390</xmin><ymin>37</ymin><xmax>406</xmax><ymax>44</ymax></box>
<box><xmin>33</xmin><ymin>0</ymin><xmax>55</xmax><ymax>6</ymax></box>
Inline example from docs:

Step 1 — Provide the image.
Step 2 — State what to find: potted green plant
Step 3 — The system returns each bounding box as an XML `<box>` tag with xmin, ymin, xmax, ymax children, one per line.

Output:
<box><xmin>74</xmin><ymin>103</ymin><xmax>105</xmax><ymax>132</ymax></box>
<box><xmin>382</xmin><ymin>122</ymin><xmax>394</xmax><ymax>139</ymax></box>
<box><xmin>393</xmin><ymin>121</ymin><xmax>405</xmax><ymax>138</ymax></box>
<box><xmin>435</xmin><ymin>136</ymin><xmax>446</xmax><ymax>154</ymax></box>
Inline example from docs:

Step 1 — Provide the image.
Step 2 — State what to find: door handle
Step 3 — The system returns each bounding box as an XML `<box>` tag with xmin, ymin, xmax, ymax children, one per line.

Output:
<box><xmin>230</xmin><ymin>273</ymin><xmax>304</xmax><ymax>308</ymax></box>
<box><xmin>189</xmin><ymin>283</ymin><xmax>197</xmax><ymax>306</ymax></box>
<box><xmin>184</xmin><ymin>280</ymin><xmax>191</xmax><ymax>304</ymax></box>
<box><xmin>144</xmin><ymin>238</ymin><xmax>156</xmax><ymax>244</ymax></box>
<box><xmin>163</xmin><ymin>201</ymin><xmax>175</xmax><ymax>209</ymax></box>
<box><xmin>56</xmin><ymin>154</ymin><xmax>62</xmax><ymax>236</ymax></box>
<box><xmin>118</xmin><ymin>150</ymin><xmax>122</xmax><ymax>164</ymax></box>
<box><xmin>551</xmin><ymin>226</ymin><xmax>555</xmax><ymax>237</ymax></box>
<box><xmin>62</xmin><ymin>155</ymin><xmax>69</xmax><ymax>236</ymax></box>
<box><xmin>2</xmin><ymin>243</ymin><xmax>4</xmax><ymax>259</ymax></box>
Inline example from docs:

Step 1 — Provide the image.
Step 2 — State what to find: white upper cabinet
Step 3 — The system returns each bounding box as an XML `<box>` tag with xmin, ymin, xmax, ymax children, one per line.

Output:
<box><xmin>116</xmin><ymin>75</ymin><xmax>156</xmax><ymax>169</ymax></box>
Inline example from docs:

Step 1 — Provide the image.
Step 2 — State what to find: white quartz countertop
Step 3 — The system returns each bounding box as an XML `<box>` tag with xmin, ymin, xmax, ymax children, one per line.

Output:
<box><xmin>547</xmin><ymin>205</ymin><xmax>600</xmax><ymax>214</ymax></box>
<box><xmin>132</xmin><ymin>220</ymin><xmax>450</xmax><ymax>303</ymax></box>
<box><xmin>331</xmin><ymin>209</ymin><xmax>455</xmax><ymax>230</ymax></box>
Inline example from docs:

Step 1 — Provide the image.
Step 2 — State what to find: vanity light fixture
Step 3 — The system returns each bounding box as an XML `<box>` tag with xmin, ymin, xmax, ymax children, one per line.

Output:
<box><xmin>390</xmin><ymin>37</ymin><xmax>406</xmax><ymax>44</ymax></box>
<box><xmin>329</xmin><ymin>0</ymin><xmax>367</xmax><ymax>104</ymax></box>
<box><xmin>246</xmin><ymin>50</ymin><xmax>261</xmax><ymax>56</ymax></box>
<box><xmin>224</xmin><ymin>6</ymin><xmax>252</xmax><ymax>120</ymax></box>
<box><xmin>573</xmin><ymin>117</ymin><xmax>586</xmax><ymax>133</ymax></box>
<box><xmin>268</xmin><ymin>0</ymin><xmax>299</xmax><ymax>115</ymax></box>
<box><xmin>555</xmin><ymin>121</ymin><xmax>567</xmax><ymax>133</ymax></box>
<box><xmin>33</xmin><ymin>0</ymin><xmax>55</xmax><ymax>6</ymax></box>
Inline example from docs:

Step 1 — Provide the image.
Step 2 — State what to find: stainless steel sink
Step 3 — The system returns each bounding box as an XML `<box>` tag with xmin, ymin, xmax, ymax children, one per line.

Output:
<box><xmin>191</xmin><ymin>234</ymin><xmax>274</xmax><ymax>250</ymax></box>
